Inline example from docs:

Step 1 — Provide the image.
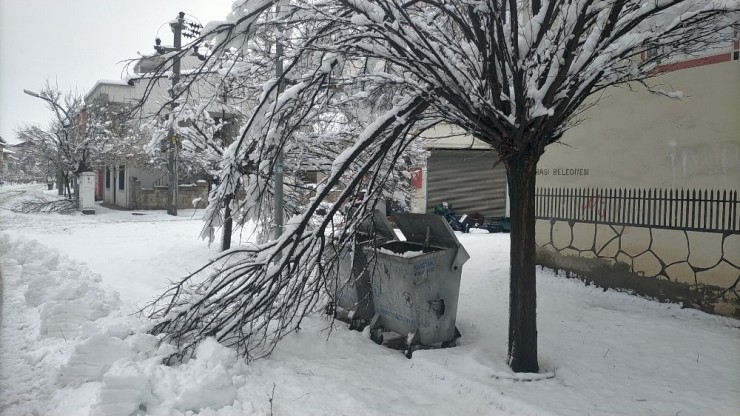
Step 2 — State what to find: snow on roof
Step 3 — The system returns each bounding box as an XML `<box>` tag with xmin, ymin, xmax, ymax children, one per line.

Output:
<box><xmin>84</xmin><ymin>79</ymin><xmax>134</xmax><ymax>103</ymax></box>
<box><xmin>421</xmin><ymin>124</ymin><xmax>493</xmax><ymax>150</ymax></box>
<box><xmin>133</xmin><ymin>54</ymin><xmax>166</xmax><ymax>74</ymax></box>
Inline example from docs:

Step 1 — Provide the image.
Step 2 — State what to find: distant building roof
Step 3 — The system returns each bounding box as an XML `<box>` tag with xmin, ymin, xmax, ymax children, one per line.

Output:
<box><xmin>133</xmin><ymin>55</ymin><xmax>167</xmax><ymax>74</ymax></box>
<box><xmin>10</xmin><ymin>140</ymin><xmax>34</xmax><ymax>149</ymax></box>
<box><xmin>84</xmin><ymin>79</ymin><xmax>134</xmax><ymax>103</ymax></box>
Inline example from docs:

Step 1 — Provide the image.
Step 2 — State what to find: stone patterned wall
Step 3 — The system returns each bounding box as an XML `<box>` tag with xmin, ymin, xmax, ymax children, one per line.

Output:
<box><xmin>536</xmin><ymin>219</ymin><xmax>740</xmax><ymax>317</ymax></box>
<box><xmin>131</xmin><ymin>180</ymin><xmax>208</xmax><ymax>210</ymax></box>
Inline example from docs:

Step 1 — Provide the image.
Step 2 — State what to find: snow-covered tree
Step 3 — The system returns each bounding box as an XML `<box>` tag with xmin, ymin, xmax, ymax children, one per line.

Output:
<box><xmin>18</xmin><ymin>82</ymin><xmax>92</xmax><ymax>198</ymax></box>
<box><xmin>145</xmin><ymin>0</ymin><xmax>738</xmax><ymax>371</ymax></box>
<box><xmin>146</xmin><ymin>73</ymin><xmax>247</xmax><ymax>250</ymax></box>
<box><xmin>84</xmin><ymin>99</ymin><xmax>150</xmax><ymax>169</ymax></box>
<box><xmin>0</xmin><ymin>139</ymin><xmax>46</xmax><ymax>184</ymax></box>
<box><xmin>20</xmin><ymin>82</ymin><xmax>149</xmax><ymax>201</ymax></box>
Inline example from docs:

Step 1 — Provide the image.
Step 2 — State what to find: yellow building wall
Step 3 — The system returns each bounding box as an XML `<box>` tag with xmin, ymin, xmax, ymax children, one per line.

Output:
<box><xmin>536</xmin><ymin>60</ymin><xmax>740</xmax><ymax>190</ymax></box>
<box><xmin>534</xmin><ymin>59</ymin><xmax>739</xmax><ymax>316</ymax></box>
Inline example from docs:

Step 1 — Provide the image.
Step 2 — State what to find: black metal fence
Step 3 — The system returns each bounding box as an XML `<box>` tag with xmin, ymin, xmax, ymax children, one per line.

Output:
<box><xmin>535</xmin><ymin>187</ymin><xmax>740</xmax><ymax>233</ymax></box>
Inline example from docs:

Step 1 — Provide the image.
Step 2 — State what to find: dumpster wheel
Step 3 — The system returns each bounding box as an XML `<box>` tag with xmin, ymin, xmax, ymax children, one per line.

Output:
<box><xmin>405</xmin><ymin>345</ymin><xmax>420</xmax><ymax>359</ymax></box>
<box><xmin>350</xmin><ymin>317</ymin><xmax>368</xmax><ymax>332</ymax></box>
<box><xmin>441</xmin><ymin>326</ymin><xmax>462</xmax><ymax>349</ymax></box>
<box><xmin>404</xmin><ymin>329</ymin><xmax>421</xmax><ymax>359</ymax></box>
<box><xmin>440</xmin><ymin>339</ymin><xmax>456</xmax><ymax>348</ymax></box>
<box><xmin>369</xmin><ymin>314</ymin><xmax>384</xmax><ymax>344</ymax></box>
<box><xmin>324</xmin><ymin>302</ymin><xmax>336</xmax><ymax>316</ymax></box>
<box><xmin>370</xmin><ymin>328</ymin><xmax>383</xmax><ymax>345</ymax></box>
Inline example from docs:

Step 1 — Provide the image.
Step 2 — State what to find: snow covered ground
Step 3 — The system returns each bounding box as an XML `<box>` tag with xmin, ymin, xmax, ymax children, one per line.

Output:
<box><xmin>1</xmin><ymin>184</ymin><xmax>738</xmax><ymax>416</ymax></box>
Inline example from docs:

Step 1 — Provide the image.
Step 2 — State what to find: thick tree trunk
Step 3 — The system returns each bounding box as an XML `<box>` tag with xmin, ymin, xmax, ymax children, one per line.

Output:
<box><xmin>221</xmin><ymin>194</ymin><xmax>234</xmax><ymax>251</ymax></box>
<box><xmin>66</xmin><ymin>175</ymin><xmax>73</xmax><ymax>200</ymax></box>
<box><xmin>167</xmin><ymin>149</ymin><xmax>177</xmax><ymax>216</ymax></box>
<box><xmin>505</xmin><ymin>153</ymin><xmax>540</xmax><ymax>373</ymax></box>
<box><xmin>74</xmin><ymin>176</ymin><xmax>80</xmax><ymax>204</ymax></box>
<box><xmin>57</xmin><ymin>173</ymin><xmax>64</xmax><ymax>196</ymax></box>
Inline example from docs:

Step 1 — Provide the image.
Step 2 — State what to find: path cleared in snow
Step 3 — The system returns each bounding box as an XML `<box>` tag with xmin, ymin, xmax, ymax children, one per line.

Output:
<box><xmin>1</xmin><ymin>184</ymin><xmax>738</xmax><ymax>415</ymax></box>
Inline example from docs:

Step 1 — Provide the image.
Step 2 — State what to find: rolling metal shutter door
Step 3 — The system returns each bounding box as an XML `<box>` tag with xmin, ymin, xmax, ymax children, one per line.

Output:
<box><xmin>426</xmin><ymin>149</ymin><xmax>507</xmax><ymax>217</ymax></box>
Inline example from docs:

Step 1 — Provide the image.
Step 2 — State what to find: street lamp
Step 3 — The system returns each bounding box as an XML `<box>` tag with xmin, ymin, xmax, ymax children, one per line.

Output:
<box><xmin>23</xmin><ymin>89</ymin><xmax>40</xmax><ymax>98</ymax></box>
<box><xmin>23</xmin><ymin>89</ymin><xmax>71</xmax><ymax>128</ymax></box>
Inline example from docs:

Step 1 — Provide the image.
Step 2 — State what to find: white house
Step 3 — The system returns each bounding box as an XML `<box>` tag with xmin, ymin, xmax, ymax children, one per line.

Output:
<box><xmin>0</xmin><ymin>136</ymin><xmax>19</xmax><ymax>180</ymax></box>
<box><xmin>83</xmin><ymin>54</ymin><xmax>232</xmax><ymax>210</ymax></box>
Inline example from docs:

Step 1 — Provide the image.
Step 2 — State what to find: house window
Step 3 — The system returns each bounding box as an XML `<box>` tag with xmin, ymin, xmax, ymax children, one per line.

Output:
<box><xmin>118</xmin><ymin>165</ymin><xmax>125</xmax><ymax>190</ymax></box>
<box><xmin>296</xmin><ymin>170</ymin><xmax>321</xmax><ymax>185</ymax></box>
<box><xmin>105</xmin><ymin>168</ymin><xmax>111</xmax><ymax>189</ymax></box>
<box><xmin>645</xmin><ymin>44</ymin><xmax>662</xmax><ymax>60</ymax></box>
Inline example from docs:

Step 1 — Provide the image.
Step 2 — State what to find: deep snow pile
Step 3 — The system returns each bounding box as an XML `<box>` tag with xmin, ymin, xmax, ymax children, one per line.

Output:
<box><xmin>0</xmin><ymin>233</ymin><xmax>254</xmax><ymax>415</ymax></box>
<box><xmin>1</xmin><ymin>184</ymin><xmax>738</xmax><ymax>416</ymax></box>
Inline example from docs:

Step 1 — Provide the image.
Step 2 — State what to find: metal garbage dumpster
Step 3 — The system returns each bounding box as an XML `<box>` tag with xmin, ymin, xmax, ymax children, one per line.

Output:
<box><xmin>367</xmin><ymin>213</ymin><xmax>470</xmax><ymax>357</ymax></box>
<box><xmin>327</xmin><ymin>209</ymin><xmax>397</xmax><ymax>329</ymax></box>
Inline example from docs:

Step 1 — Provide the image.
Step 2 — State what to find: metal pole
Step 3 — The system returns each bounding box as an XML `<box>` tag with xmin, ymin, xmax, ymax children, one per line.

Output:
<box><xmin>167</xmin><ymin>12</ymin><xmax>184</xmax><ymax>216</ymax></box>
<box><xmin>272</xmin><ymin>5</ymin><xmax>285</xmax><ymax>239</ymax></box>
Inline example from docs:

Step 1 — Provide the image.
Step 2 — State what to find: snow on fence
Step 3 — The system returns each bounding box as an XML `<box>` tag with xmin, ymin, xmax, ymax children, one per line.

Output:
<box><xmin>535</xmin><ymin>187</ymin><xmax>740</xmax><ymax>233</ymax></box>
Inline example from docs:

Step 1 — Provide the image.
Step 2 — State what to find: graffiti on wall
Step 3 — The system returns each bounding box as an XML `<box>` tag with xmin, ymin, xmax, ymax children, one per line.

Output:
<box><xmin>582</xmin><ymin>193</ymin><xmax>606</xmax><ymax>219</ymax></box>
<box><xmin>669</xmin><ymin>141</ymin><xmax>740</xmax><ymax>183</ymax></box>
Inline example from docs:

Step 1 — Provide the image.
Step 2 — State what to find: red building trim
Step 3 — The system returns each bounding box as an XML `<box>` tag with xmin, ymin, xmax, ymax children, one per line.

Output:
<box><xmin>656</xmin><ymin>53</ymin><xmax>733</xmax><ymax>73</ymax></box>
<box><xmin>96</xmin><ymin>168</ymin><xmax>104</xmax><ymax>201</ymax></box>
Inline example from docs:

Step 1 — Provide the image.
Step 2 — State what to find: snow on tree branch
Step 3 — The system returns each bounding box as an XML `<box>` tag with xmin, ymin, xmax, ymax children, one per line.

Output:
<box><xmin>143</xmin><ymin>0</ymin><xmax>738</xmax><ymax>364</ymax></box>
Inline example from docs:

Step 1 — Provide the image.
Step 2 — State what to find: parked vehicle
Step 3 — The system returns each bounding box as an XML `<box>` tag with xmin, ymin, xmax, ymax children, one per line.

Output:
<box><xmin>433</xmin><ymin>202</ymin><xmax>469</xmax><ymax>232</ymax></box>
<box><xmin>433</xmin><ymin>202</ymin><xmax>510</xmax><ymax>233</ymax></box>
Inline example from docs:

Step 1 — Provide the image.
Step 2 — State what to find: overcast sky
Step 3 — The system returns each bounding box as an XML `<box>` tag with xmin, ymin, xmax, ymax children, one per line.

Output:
<box><xmin>0</xmin><ymin>0</ymin><xmax>234</xmax><ymax>143</ymax></box>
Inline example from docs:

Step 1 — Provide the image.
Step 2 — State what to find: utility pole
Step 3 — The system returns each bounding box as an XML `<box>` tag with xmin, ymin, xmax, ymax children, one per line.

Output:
<box><xmin>154</xmin><ymin>11</ymin><xmax>201</xmax><ymax>216</ymax></box>
<box><xmin>272</xmin><ymin>4</ymin><xmax>285</xmax><ymax>239</ymax></box>
<box><xmin>154</xmin><ymin>12</ymin><xmax>197</xmax><ymax>216</ymax></box>
<box><xmin>166</xmin><ymin>12</ymin><xmax>184</xmax><ymax>216</ymax></box>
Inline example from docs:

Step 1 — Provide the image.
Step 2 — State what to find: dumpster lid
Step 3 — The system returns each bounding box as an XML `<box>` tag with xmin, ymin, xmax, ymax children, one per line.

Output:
<box><xmin>392</xmin><ymin>213</ymin><xmax>470</xmax><ymax>267</ymax></box>
<box><xmin>358</xmin><ymin>209</ymin><xmax>397</xmax><ymax>242</ymax></box>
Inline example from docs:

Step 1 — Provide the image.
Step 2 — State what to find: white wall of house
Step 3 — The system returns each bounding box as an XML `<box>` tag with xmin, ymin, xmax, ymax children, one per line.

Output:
<box><xmin>85</xmin><ymin>79</ymin><xmax>169</xmax><ymax>117</ymax></box>
<box><xmin>86</xmin><ymin>56</ymin><xmax>233</xmax><ymax>211</ymax></box>
<box><xmin>115</xmin><ymin>165</ymin><xmax>128</xmax><ymax>208</ymax></box>
<box><xmin>102</xmin><ymin>164</ymin><xmax>168</xmax><ymax>208</ymax></box>
<box><xmin>85</xmin><ymin>71</ymin><xmax>230</xmax><ymax>120</ymax></box>
<box><xmin>127</xmin><ymin>166</ymin><xmax>167</xmax><ymax>189</ymax></box>
<box><xmin>104</xmin><ymin>166</ymin><xmax>115</xmax><ymax>205</ymax></box>
<box><xmin>0</xmin><ymin>142</ymin><xmax>14</xmax><ymax>175</ymax></box>
<box><xmin>85</xmin><ymin>81</ymin><xmax>139</xmax><ymax>105</ymax></box>
<box><xmin>102</xmin><ymin>167</ymin><xmax>114</xmax><ymax>205</ymax></box>
<box><xmin>102</xmin><ymin>165</ymin><xmax>129</xmax><ymax>208</ymax></box>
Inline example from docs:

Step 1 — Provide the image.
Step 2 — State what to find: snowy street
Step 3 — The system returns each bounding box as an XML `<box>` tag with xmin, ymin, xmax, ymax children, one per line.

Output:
<box><xmin>1</xmin><ymin>184</ymin><xmax>738</xmax><ymax>415</ymax></box>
